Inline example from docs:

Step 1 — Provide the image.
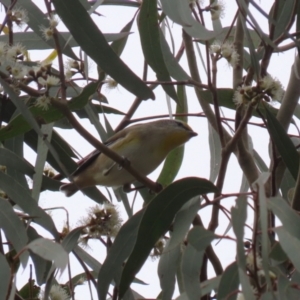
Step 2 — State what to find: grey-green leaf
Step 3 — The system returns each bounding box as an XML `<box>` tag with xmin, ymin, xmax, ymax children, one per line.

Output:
<box><xmin>52</xmin><ymin>0</ymin><xmax>154</xmax><ymax>100</ymax></box>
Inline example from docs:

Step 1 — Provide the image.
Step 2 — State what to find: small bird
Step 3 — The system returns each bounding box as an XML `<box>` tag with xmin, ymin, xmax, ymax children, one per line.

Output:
<box><xmin>60</xmin><ymin>119</ymin><xmax>197</xmax><ymax>196</ymax></box>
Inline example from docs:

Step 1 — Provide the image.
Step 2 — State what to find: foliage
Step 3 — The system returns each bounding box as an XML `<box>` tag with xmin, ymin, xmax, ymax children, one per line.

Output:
<box><xmin>0</xmin><ymin>0</ymin><xmax>300</xmax><ymax>299</ymax></box>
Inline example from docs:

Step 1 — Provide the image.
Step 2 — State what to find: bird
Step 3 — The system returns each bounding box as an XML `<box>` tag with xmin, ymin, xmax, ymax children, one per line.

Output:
<box><xmin>60</xmin><ymin>119</ymin><xmax>197</xmax><ymax>197</ymax></box>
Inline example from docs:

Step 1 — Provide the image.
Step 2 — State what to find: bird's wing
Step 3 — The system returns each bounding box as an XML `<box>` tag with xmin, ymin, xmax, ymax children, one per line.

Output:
<box><xmin>72</xmin><ymin>149</ymin><xmax>101</xmax><ymax>176</ymax></box>
<box><xmin>71</xmin><ymin>127</ymin><xmax>132</xmax><ymax>177</ymax></box>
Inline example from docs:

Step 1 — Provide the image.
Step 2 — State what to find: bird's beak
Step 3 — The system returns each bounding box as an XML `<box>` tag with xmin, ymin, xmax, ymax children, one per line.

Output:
<box><xmin>190</xmin><ymin>131</ymin><xmax>198</xmax><ymax>137</ymax></box>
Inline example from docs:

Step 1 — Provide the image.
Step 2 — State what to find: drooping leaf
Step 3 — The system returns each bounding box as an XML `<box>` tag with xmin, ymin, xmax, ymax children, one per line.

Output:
<box><xmin>0</xmin><ymin>252</ymin><xmax>10</xmax><ymax>297</ymax></box>
<box><xmin>26</xmin><ymin>238</ymin><xmax>68</xmax><ymax>272</ymax></box>
<box><xmin>187</xmin><ymin>226</ymin><xmax>216</xmax><ymax>252</ymax></box>
<box><xmin>160</xmin><ymin>0</ymin><xmax>219</xmax><ymax>40</ymax></box>
<box><xmin>167</xmin><ymin>197</ymin><xmax>201</xmax><ymax>250</ymax></box>
<box><xmin>272</xmin><ymin>0</ymin><xmax>297</xmax><ymax>40</ymax></box>
<box><xmin>0</xmin><ymin>148</ymin><xmax>34</xmax><ymax>176</ymax></box>
<box><xmin>264</xmin><ymin>106</ymin><xmax>299</xmax><ymax>180</ymax></box>
<box><xmin>138</xmin><ymin>0</ymin><xmax>178</xmax><ymax>101</ymax></box>
<box><xmin>18</xmin><ymin>280</ymin><xmax>40</xmax><ymax>300</ymax></box>
<box><xmin>97</xmin><ymin>210</ymin><xmax>144</xmax><ymax>300</ymax></box>
<box><xmin>52</xmin><ymin>0</ymin><xmax>154</xmax><ymax>100</ymax></box>
<box><xmin>268</xmin><ymin>196</ymin><xmax>300</xmax><ymax>240</ymax></box>
<box><xmin>158</xmin><ymin>242</ymin><xmax>181</xmax><ymax>300</ymax></box>
<box><xmin>111</xmin><ymin>15</ymin><xmax>135</xmax><ymax>56</ymax></box>
<box><xmin>276</xmin><ymin>227</ymin><xmax>300</xmax><ymax>273</ymax></box>
<box><xmin>0</xmin><ymin>198</ymin><xmax>28</xmax><ymax>267</ymax></box>
<box><xmin>27</xmin><ymin>227</ymin><xmax>52</xmax><ymax>286</ymax></box>
<box><xmin>0</xmin><ymin>172</ymin><xmax>59</xmax><ymax>239</ymax></box>
<box><xmin>0</xmin><ymin>31</ymin><xmax>131</xmax><ymax>50</ymax></box>
<box><xmin>217</xmin><ymin>262</ymin><xmax>239</xmax><ymax>300</ymax></box>
<box><xmin>73</xmin><ymin>246</ymin><xmax>101</xmax><ymax>273</ymax></box>
<box><xmin>181</xmin><ymin>244</ymin><xmax>203</xmax><ymax>300</ymax></box>
<box><xmin>62</xmin><ymin>227</ymin><xmax>83</xmax><ymax>253</ymax></box>
<box><xmin>208</xmin><ymin>123</ymin><xmax>222</xmax><ymax>183</ymax></box>
<box><xmin>119</xmin><ymin>177</ymin><xmax>218</xmax><ymax>298</ymax></box>
<box><xmin>159</xmin><ymin>30</ymin><xmax>191</xmax><ymax>81</ymax></box>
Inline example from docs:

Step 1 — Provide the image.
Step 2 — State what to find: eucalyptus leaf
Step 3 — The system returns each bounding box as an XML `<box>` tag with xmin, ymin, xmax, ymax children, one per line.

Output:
<box><xmin>138</xmin><ymin>0</ymin><xmax>178</xmax><ymax>101</ymax></box>
<box><xmin>181</xmin><ymin>244</ymin><xmax>203</xmax><ymax>300</ymax></box>
<box><xmin>52</xmin><ymin>0</ymin><xmax>154</xmax><ymax>100</ymax></box>
<box><xmin>0</xmin><ymin>172</ymin><xmax>59</xmax><ymax>239</ymax></box>
<box><xmin>119</xmin><ymin>177</ymin><xmax>218</xmax><ymax>298</ymax></box>
<box><xmin>0</xmin><ymin>253</ymin><xmax>10</xmax><ymax>299</ymax></box>
<box><xmin>26</xmin><ymin>238</ymin><xmax>68</xmax><ymax>272</ymax></box>
<box><xmin>158</xmin><ymin>242</ymin><xmax>181</xmax><ymax>300</ymax></box>
<box><xmin>0</xmin><ymin>198</ymin><xmax>28</xmax><ymax>268</ymax></box>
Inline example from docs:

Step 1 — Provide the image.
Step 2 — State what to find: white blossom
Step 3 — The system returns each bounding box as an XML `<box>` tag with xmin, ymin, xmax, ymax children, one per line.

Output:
<box><xmin>260</xmin><ymin>74</ymin><xmax>284</xmax><ymax>101</ymax></box>
<box><xmin>12</xmin><ymin>7</ymin><xmax>29</xmax><ymax>25</ymax></box>
<box><xmin>6</xmin><ymin>43</ymin><xmax>26</xmax><ymax>61</ymax></box>
<box><xmin>46</xmin><ymin>75</ymin><xmax>60</xmax><ymax>86</ymax></box>
<box><xmin>35</xmin><ymin>95</ymin><xmax>51</xmax><ymax>110</ymax></box>
<box><xmin>40</xmin><ymin>25</ymin><xmax>54</xmax><ymax>41</ymax></box>
<box><xmin>210</xmin><ymin>0</ymin><xmax>225</xmax><ymax>20</ymax></box>
<box><xmin>49</xmin><ymin>14</ymin><xmax>59</xmax><ymax>28</ymax></box>
<box><xmin>11</xmin><ymin>63</ymin><xmax>27</xmax><ymax>79</ymax></box>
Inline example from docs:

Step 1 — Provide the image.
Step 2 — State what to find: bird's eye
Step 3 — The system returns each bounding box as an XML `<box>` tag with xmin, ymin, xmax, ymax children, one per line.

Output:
<box><xmin>176</xmin><ymin>121</ymin><xmax>184</xmax><ymax>128</ymax></box>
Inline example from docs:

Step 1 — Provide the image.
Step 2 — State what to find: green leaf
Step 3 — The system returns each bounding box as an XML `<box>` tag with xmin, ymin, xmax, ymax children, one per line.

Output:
<box><xmin>138</xmin><ymin>0</ymin><xmax>178</xmax><ymax>101</ymax></box>
<box><xmin>236</xmin><ymin>4</ymin><xmax>260</xmax><ymax>80</ymax></box>
<box><xmin>158</xmin><ymin>243</ymin><xmax>181</xmax><ymax>300</ymax></box>
<box><xmin>73</xmin><ymin>245</ymin><xmax>101</xmax><ymax>273</ymax></box>
<box><xmin>181</xmin><ymin>244</ymin><xmax>203</xmax><ymax>300</ymax></box>
<box><xmin>272</xmin><ymin>0</ymin><xmax>296</xmax><ymax>40</ymax></box>
<box><xmin>18</xmin><ymin>280</ymin><xmax>40</xmax><ymax>299</ymax></box>
<box><xmin>0</xmin><ymin>252</ymin><xmax>10</xmax><ymax>297</ymax></box>
<box><xmin>268</xmin><ymin>196</ymin><xmax>300</xmax><ymax>240</ymax></box>
<box><xmin>264</xmin><ymin>106</ymin><xmax>299</xmax><ymax>180</ymax></box>
<box><xmin>217</xmin><ymin>262</ymin><xmax>239</xmax><ymax>300</ymax></box>
<box><xmin>0</xmin><ymin>198</ymin><xmax>28</xmax><ymax>267</ymax></box>
<box><xmin>231</xmin><ymin>196</ymin><xmax>247</xmax><ymax>269</ymax></box>
<box><xmin>0</xmin><ymin>172</ymin><xmax>59</xmax><ymax>239</ymax></box>
<box><xmin>238</xmin><ymin>268</ymin><xmax>256</xmax><ymax>300</ymax></box>
<box><xmin>75</xmin><ymin>103</ymin><xmax>125</xmax><ymax>119</ymax></box>
<box><xmin>208</xmin><ymin>123</ymin><xmax>221</xmax><ymax>183</ymax></box>
<box><xmin>26</xmin><ymin>238</ymin><xmax>68</xmax><ymax>272</ymax></box>
<box><xmin>200</xmin><ymin>276</ymin><xmax>221</xmax><ymax>297</ymax></box>
<box><xmin>187</xmin><ymin>226</ymin><xmax>216</xmax><ymax>252</ymax></box>
<box><xmin>0</xmin><ymin>82</ymin><xmax>98</xmax><ymax>141</ymax></box>
<box><xmin>160</xmin><ymin>0</ymin><xmax>219</xmax><ymax>40</ymax></box>
<box><xmin>167</xmin><ymin>197</ymin><xmax>201</xmax><ymax>250</ymax></box>
<box><xmin>24</xmin><ymin>130</ymin><xmax>77</xmax><ymax>175</ymax></box>
<box><xmin>256</xmin><ymin>173</ymin><xmax>272</xmax><ymax>288</ymax></box>
<box><xmin>119</xmin><ymin>177</ymin><xmax>218</xmax><ymax>298</ymax></box>
<box><xmin>111</xmin><ymin>15</ymin><xmax>135</xmax><ymax>56</ymax></box>
<box><xmin>97</xmin><ymin>210</ymin><xmax>144</xmax><ymax>300</ymax></box>
<box><xmin>27</xmin><ymin>226</ymin><xmax>52</xmax><ymax>286</ymax></box>
<box><xmin>0</xmin><ymin>148</ymin><xmax>34</xmax><ymax>176</ymax></box>
<box><xmin>276</xmin><ymin>227</ymin><xmax>300</xmax><ymax>273</ymax></box>
<box><xmin>62</xmin><ymin>227</ymin><xmax>83</xmax><ymax>253</ymax></box>
<box><xmin>52</xmin><ymin>0</ymin><xmax>154</xmax><ymax>100</ymax></box>
<box><xmin>159</xmin><ymin>30</ymin><xmax>191</xmax><ymax>81</ymax></box>
<box><xmin>0</xmin><ymin>32</ymin><xmax>131</xmax><ymax>50</ymax></box>
<box><xmin>4</xmin><ymin>135</ymin><xmax>29</xmax><ymax>191</ymax></box>
<box><xmin>269</xmin><ymin>241</ymin><xmax>288</xmax><ymax>263</ymax></box>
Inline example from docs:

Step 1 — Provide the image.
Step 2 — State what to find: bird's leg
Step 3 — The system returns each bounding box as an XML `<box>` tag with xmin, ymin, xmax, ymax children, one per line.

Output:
<box><xmin>122</xmin><ymin>183</ymin><xmax>144</xmax><ymax>193</ymax></box>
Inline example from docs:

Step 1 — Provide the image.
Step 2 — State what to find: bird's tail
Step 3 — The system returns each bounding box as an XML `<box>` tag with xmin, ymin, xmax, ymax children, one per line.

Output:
<box><xmin>60</xmin><ymin>183</ymin><xmax>79</xmax><ymax>197</ymax></box>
